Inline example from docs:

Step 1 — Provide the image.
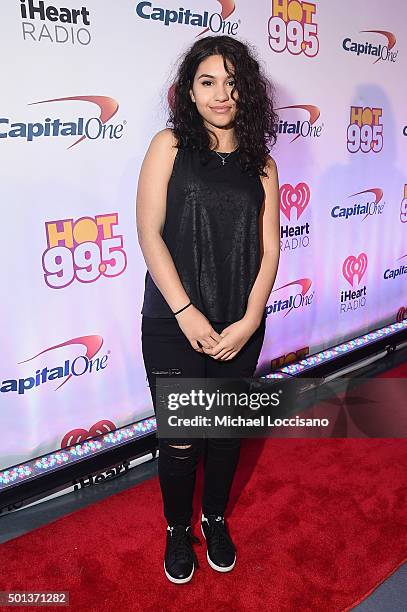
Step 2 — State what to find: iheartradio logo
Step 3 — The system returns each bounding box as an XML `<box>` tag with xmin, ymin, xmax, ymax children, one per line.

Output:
<box><xmin>280</xmin><ymin>182</ymin><xmax>310</xmax><ymax>221</ymax></box>
<box><xmin>61</xmin><ymin>419</ymin><xmax>116</xmax><ymax>448</ymax></box>
<box><xmin>342</xmin><ymin>253</ymin><xmax>368</xmax><ymax>287</ymax></box>
<box><xmin>397</xmin><ymin>307</ymin><xmax>407</xmax><ymax>323</ymax></box>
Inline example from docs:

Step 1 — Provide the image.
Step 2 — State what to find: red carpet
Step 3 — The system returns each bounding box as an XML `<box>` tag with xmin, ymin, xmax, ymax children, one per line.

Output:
<box><xmin>377</xmin><ymin>362</ymin><xmax>407</xmax><ymax>377</ymax></box>
<box><xmin>0</xmin><ymin>437</ymin><xmax>406</xmax><ymax>612</ymax></box>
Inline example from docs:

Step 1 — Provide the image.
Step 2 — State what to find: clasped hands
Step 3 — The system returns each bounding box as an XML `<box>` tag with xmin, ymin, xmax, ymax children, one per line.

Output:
<box><xmin>175</xmin><ymin>305</ymin><xmax>259</xmax><ymax>361</ymax></box>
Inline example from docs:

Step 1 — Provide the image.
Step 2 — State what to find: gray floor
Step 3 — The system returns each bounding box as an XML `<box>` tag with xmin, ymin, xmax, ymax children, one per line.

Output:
<box><xmin>0</xmin><ymin>456</ymin><xmax>405</xmax><ymax>611</ymax></box>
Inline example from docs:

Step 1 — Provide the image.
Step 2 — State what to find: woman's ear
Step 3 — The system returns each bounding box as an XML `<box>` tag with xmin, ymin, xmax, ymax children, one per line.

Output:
<box><xmin>189</xmin><ymin>89</ymin><xmax>195</xmax><ymax>103</ymax></box>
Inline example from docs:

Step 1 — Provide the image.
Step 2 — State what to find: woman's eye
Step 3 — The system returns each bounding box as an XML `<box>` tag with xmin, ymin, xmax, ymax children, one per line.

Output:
<box><xmin>201</xmin><ymin>81</ymin><xmax>235</xmax><ymax>87</ymax></box>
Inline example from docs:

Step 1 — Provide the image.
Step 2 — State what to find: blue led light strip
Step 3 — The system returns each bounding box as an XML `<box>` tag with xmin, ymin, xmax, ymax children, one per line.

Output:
<box><xmin>0</xmin><ymin>417</ymin><xmax>156</xmax><ymax>491</ymax></box>
<box><xmin>263</xmin><ymin>319</ymin><xmax>407</xmax><ymax>379</ymax></box>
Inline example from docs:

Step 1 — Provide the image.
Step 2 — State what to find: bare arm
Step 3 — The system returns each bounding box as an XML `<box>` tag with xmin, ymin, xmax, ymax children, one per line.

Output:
<box><xmin>136</xmin><ymin>128</ymin><xmax>191</xmax><ymax>313</ymax></box>
<box><xmin>243</xmin><ymin>156</ymin><xmax>280</xmax><ymax>328</ymax></box>
<box><xmin>136</xmin><ymin>128</ymin><xmax>222</xmax><ymax>352</ymax></box>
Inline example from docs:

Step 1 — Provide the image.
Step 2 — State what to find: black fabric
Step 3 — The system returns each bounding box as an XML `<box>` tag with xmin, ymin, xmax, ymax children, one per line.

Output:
<box><xmin>141</xmin><ymin>315</ymin><xmax>266</xmax><ymax>525</ymax></box>
<box><xmin>141</xmin><ymin>146</ymin><xmax>265</xmax><ymax>323</ymax></box>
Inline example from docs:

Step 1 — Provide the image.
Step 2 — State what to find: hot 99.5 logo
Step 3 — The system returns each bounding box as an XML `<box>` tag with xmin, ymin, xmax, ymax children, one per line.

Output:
<box><xmin>268</xmin><ymin>0</ymin><xmax>319</xmax><ymax>58</ymax></box>
<box><xmin>401</xmin><ymin>185</ymin><xmax>407</xmax><ymax>223</ymax></box>
<box><xmin>42</xmin><ymin>213</ymin><xmax>127</xmax><ymax>288</ymax></box>
<box><xmin>347</xmin><ymin>106</ymin><xmax>383</xmax><ymax>153</ymax></box>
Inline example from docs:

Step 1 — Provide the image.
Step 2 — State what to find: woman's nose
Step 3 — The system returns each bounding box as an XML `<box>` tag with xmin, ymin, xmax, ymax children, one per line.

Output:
<box><xmin>215</xmin><ymin>87</ymin><xmax>229</xmax><ymax>101</ymax></box>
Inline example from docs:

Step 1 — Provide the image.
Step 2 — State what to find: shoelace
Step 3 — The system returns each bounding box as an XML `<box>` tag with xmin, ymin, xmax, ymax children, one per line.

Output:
<box><xmin>203</xmin><ymin>516</ymin><xmax>235</xmax><ymax>551</ymax></box>
<box><xmin>168</xmin><ymin>526</ymin><xmax>201</xmax><ymax>568</ymax></box>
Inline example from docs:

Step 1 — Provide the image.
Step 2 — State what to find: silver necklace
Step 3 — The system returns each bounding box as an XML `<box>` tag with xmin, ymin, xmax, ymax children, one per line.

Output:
<box><xmin>213</xmin><ymin>146</ymin><xmax>239</xmax><ymax>165</ymax></box>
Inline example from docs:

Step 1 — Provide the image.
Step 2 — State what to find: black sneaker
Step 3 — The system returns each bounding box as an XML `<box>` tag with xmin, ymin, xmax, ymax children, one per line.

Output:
<box><xmin>201</xmin><ymin>514</ymin><xmax>236</xmax><ymax>572</ymax></box>
<box><xmin>164</xmin><ymin>525</ymin><xmax>200</xmax><ymax>584</ymax></box>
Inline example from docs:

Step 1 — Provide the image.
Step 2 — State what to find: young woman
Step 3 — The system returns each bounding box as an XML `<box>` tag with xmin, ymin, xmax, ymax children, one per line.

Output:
<box><xmin>136</xmin><ymin>34</ymin><xmax>280</xmax><ymax>584</ymax></box>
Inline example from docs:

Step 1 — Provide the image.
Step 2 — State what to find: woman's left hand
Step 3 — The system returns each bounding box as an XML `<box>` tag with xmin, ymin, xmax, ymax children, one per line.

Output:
<box><xmin>202</xmin><ymin>316</ymin><xmax>259</xmax><ymax>361</ymax></box>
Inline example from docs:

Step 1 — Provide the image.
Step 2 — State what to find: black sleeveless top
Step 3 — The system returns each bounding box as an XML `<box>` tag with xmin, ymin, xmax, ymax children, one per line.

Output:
<box><xmin>141</xmin><ymin>145</ymin><xmax>265</xmax><ymax>323</ymax></box>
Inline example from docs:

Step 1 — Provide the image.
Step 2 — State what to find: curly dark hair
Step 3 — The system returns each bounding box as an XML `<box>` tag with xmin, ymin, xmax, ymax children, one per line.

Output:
<box><xmin>166</xmin><ymin>35</ymin><xmax>278</xmax><ymax>177</ymax></box>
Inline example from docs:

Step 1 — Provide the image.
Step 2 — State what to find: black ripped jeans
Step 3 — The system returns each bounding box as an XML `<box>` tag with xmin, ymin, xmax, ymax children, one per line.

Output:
<box><xmin>141</xmin><ymin>315</ymin><xmax>266</xmax><ymax>527</ymax></box>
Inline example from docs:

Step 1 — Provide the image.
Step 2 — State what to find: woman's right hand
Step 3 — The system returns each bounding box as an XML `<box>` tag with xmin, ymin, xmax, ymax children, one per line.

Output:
<box><xmin>175</xmin><ymin>305</ymin><xmax>222</xmax><ymax>353</ymax></box>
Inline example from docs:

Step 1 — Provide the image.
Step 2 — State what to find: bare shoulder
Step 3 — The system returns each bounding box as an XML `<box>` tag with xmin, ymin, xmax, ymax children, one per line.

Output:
<box><xmin>261</xmin><ymin>155</ymin><xmax>278</xmax><ymax>180</ymax></box>
<box><xmin>149</xmin><ymin>128</ymin><xmax>178</xmax><ymax>156</ymax></box>
<box><xmin>260</xmin><ymin>155</ymin><xmax>279</xmax><ymax>209</ymax></box>
<box><xmin>143</xmin><ymin>128</ymin><xmax>178</xmax><ymax>178</ymax></box>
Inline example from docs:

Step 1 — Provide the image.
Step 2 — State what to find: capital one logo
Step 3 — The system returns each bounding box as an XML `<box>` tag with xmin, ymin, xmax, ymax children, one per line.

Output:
<box><xmin>342</xmin><ymin>30</ymin><xmax>398</xmax><ymax>64</ymax></box>
<box><xmin>342</xmin><ymin>253</ymin><xmax>368</xmax><ymax>287</ymax></box>
<box><xmin>266</xmin><ymin>278</ymin><xmax>314</xmax><ymax>317</ymax></box>
<box><xmin>280</xmin><ymin>182</ymin><xmax>310</xmax><ymax>221</ymax></box>
<box><xmin>268</xmin><ymin>0</ymin><xmax>319</xmax><ymax>57</ymax></box>
<box><xmin>42</xmin><ymin>213</ymin><xmax>127</xmax><ymax>289</ymax></box>
<box><xmin>0</xmin><ymin>96</ymin><xmax>124</xmax><ymax>148</ymax></box>
<box><xmin>347</xmin><ymin>106</ymin><xmax>383</xmax><ymax>153</ymax></box>
<box><xmin>276</xmin><ymin>105</ymin><xmax>322</xmax><ymax>142</ymax></box>
<box><xmin>331</xmin><ymin>188</ymin><xmax>384</xmax><ymax>221</ymax></box>
<box><xmin>198</xmin><ymin>0</ymin><xmax>238</xmax><ymax>37</ymax></box>
<box><xmin>135</xmin><ymin>1</ymin><xmax>240</xmax><ymax>37</ymax></box>
<box><xmin>383</xmin><ymin>254</ymin><xmax>407</xmax><ymax>281</ymax></box>
<box><xmin>1</xmin><ymin>335</ymin><xmax>108</xmax><ymax>395</ymax></box>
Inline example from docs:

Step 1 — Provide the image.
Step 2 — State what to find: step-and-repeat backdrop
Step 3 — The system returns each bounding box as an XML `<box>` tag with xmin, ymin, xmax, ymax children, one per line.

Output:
<box><xmin>1</xmin><ymin>0</ymin><xmax>406</xmax><ymax>469</ymax></box>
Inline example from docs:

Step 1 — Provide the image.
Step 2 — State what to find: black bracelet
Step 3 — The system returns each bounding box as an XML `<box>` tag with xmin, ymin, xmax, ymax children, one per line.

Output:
<box><xmin>173</xmin><ymin>301</ymin><xmax>192</xmax><ymax>316</ymax></box>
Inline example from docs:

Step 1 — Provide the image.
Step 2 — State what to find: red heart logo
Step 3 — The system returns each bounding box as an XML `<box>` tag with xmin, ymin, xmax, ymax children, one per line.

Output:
<box><xmin>342</xmin><ymin>253</ymin><xmax>368</xmax><ymax>287</ymax></box>
<box><xmin>61</xmin><ymin>419</ymin><xmax>116</xmax><ymax>448</ymax></box>
<box><xmin>397</xmin><ymin>306</ymin><xmax>406</xmax><ymax>323</ymax></box>
<box><xmin>280</xmin><ymin>183</ymin><xmax>310</xmax><ymax>221</ymax></box>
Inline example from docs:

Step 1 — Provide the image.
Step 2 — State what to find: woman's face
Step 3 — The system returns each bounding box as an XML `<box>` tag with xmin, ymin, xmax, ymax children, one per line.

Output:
<box><xmin>189</xmin><ymin>54</ymin><xmax>238</xmax><ymax>131</ymax></box>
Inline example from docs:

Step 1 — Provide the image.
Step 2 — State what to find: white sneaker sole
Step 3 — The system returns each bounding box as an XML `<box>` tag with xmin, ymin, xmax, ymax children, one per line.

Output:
<box><xmin>201</xmin><ymin>523</ymin><xmax>236</xmax><ymax>572</ymax></box>
<box><xmin>164</xmin><ymin>560</ymin><xmax>194</xmax><ymax>584</ymax></box>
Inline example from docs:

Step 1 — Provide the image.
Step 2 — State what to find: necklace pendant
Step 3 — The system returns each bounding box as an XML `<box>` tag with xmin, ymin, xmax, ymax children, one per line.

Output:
<box><xmin>222</xmin><ymin>159</ymin><xmax>225</xmax><ymax>165</ymax></box>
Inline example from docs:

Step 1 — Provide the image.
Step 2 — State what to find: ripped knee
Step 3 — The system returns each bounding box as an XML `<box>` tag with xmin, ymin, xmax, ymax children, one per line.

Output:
<box><xmin>159</xmin><ymin>439</ymin><xmax>202</xmax><ymax>462</ymax></box>
<box><xmin>169</xmin><ymin>444</ymin><xmax>192</xmax><ymax>449</ymax></box>
<box><xmin>158</xmin><ymin>440</ymin><xmax>201</xmax><ymax>476</ymax></box>
<box><xmin>169</xmin><ymin>444</ymin><xmax>191</xmax><ymax>458</ymax></box>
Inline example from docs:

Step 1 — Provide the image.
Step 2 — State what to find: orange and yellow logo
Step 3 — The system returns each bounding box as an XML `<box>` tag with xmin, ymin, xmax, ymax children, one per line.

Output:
<box><xmin>43</xmin><ymin>213</ymin><xmax>127</xmax><ymax>289</ymax></box>
<box><xmin>347</xmin><ymin>106</ymin><xmax>383</xmax><ymax>153</ymax></box>
<box><xmin>268</xmin><ymin>0</ymin><xmax>319</xmax><ymax>57</ymax></box>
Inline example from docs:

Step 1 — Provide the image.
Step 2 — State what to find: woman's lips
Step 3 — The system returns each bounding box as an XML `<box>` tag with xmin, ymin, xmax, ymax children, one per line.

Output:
<box><xmin>210</xmin><ymin>106</ymin><xmax>231</xmax><ymax>114</ymax></box>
